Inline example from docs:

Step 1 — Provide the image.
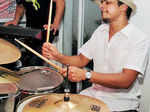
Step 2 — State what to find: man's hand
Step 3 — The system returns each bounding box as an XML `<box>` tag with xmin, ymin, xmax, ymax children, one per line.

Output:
<box><xmin>43</xmin><ymin>22</ymin><xmax>60</xmax><ymax>35</ymax></box>
<box><xmin>42</xmin><ymin>42</ymin><xmax>62</xmax><ymax>61</ymax></box>
<box><xmin>68</xmin><ymin>66</ymin><xmax>86</xmax><ymax>82</ymax></box>
<box><xmin>4</xmin><ymin>20</ymin><xmax>18</xmax><ymax>26</ymax></box>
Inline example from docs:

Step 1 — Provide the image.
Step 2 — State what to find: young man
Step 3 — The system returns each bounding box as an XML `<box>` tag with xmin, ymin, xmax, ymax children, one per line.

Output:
<box><xmin>4</xmin><ymin>0</ymin><xmax>65</xmax><ymax>66</ymax></box>
<box><xmin>42</xmin><ymin>0</ymin><xmax>150</xmax><ymax>111</ymax></box>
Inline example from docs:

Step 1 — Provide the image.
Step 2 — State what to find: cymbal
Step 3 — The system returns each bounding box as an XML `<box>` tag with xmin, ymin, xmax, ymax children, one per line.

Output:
<box><xmin>0</xmin><ymin>66</ymin><xmax>20</xmax><ymax>83</ymax></box>
<box><xmin>0</xmin><ymin>66</ymin><xmax>17</xmax><ymax>75</ymax></box>
<box><xmin>0</xmin><ymin>38</ymin><xmax>21</xmax><ymax>64</ymax></box>
<box><xmin>0</xmin><ymin>77</ymin><xmax>12</xmax><ymax>84</ymax></box>
<box><xmin>19</xmin><ymin>93</ymin><xmax>110</xmax><ymax>112</ymax></box>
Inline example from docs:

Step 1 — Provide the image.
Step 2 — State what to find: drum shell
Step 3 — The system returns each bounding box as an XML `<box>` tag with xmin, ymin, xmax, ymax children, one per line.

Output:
<box><xmin>0</xmin><ymin>83</ymin><xmax>19</xmax><ymax>112</ymax></box>
<box><xmin>0</xmin><ymin>96</ymin><xmax>16</xmax><ymax>112</ymax></box>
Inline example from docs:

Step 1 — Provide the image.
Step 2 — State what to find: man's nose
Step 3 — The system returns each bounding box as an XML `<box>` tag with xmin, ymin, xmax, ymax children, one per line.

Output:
<box><xmin>99</xmin><ymin>3</ymin><xmax>104</xmax><ymax>10</ymax></box>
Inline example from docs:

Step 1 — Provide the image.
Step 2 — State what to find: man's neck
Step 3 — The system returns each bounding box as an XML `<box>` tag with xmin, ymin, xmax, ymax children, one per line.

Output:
<box><xmin>109</xmin><ymin>17</ymin><xmax>128</xmax><ymax>40</ymax></box>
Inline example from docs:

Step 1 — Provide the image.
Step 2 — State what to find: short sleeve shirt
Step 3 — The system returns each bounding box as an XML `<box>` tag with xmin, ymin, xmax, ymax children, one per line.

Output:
<box><xmin>79</xmin><ymin>23</ymin><xmax>150</xmax><ymax>111</ymax></box>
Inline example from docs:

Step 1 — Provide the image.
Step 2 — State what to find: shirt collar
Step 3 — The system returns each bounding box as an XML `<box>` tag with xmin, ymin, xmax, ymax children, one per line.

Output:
<box><xmin>102</xmin><ymin>23</ymin><xmax>135</xmax><ymax>39</ymax></box>
<box><xmin>119</xmin><ymin>23</ymin><xmax>134</xmax><ymax>39</ymax></box>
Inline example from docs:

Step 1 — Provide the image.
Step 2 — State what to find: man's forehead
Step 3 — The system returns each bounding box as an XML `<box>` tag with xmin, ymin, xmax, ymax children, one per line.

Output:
<box><xmin>93</xmin><ymin>0</ymin><xmax>136</xmax><ymax>14</ymax></box>
<box><xmin>93</xmin><ymin>0</ymin><xmax>118</xmax><ymax>5</ymax></box>
<box><xmin>101</xmin><ymin>0</ymin><xmax>117</xmax><ymax>2</ymax></box>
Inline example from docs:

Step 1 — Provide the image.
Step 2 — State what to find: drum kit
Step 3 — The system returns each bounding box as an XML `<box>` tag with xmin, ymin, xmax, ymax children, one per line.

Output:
<box><xmin>0</xmin><ymin>38</ymin><xmax>110</xmax><ymax>112</ymax></box>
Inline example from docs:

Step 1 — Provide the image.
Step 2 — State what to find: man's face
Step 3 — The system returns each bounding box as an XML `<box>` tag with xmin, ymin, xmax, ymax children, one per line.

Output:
<box><xmin>99</xmin><ymin>0</ymin><xmax>121</xmax><ymax>22</ymax></box>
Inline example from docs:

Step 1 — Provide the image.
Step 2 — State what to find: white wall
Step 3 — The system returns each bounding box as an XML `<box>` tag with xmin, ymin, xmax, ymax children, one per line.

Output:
<box><xmin>72</xmin><ymin>0</ymin><xmax>100</xmax><ymax>41</ymax></box>
<box><xmin>62</xmin><ymin>0</ymin><xmax>73</xmax><ymax>56</ymax></box>
<box><xmin>130</xmin><ymin>0</ymin><xmax>150</xmax><ymax>36</ymax></box>
<box><xmin>84</xmin><ymin>0</ymin><xmax>101</xmax><ymax>36</ymax></box>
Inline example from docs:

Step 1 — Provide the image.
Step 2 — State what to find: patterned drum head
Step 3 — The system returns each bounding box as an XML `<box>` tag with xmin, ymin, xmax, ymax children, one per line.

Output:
<box><xmin>17</xmin><ymin>66</ymin><xmax>63</xmax><ymax>94</ymax></box>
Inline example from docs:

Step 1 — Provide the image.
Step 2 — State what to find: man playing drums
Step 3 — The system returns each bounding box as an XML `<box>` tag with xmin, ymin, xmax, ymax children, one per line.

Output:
<box><xmin>42</xmin><ymin>0</ymin><xmax>150</xmax><ymax>112</ymax></box>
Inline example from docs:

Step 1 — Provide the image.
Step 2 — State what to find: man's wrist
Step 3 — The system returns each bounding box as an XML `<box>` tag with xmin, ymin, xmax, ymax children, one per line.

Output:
<box><xmin>85</xmin><ymin>69</ymin><xmax>92</xmax><ymax>80</ymax></box>
<box><xmin>56</xmin><ymin>53</ymin><xmax>65</xmax><ymax>62</ymax></box>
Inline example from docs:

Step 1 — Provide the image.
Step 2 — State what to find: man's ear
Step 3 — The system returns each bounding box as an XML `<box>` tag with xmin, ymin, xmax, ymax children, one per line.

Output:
<box><xmin>120</xmin><ymin>4</ymin><xmax>128</xmax><ymax>12</ymax></box>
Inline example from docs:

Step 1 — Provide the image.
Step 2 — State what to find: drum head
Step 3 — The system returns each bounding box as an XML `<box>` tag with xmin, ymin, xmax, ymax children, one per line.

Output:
<box><xmin>17</xmin><ymin>93</ymin><xmax>110</xmax><ymax>112</ymax></box>
<box><xmin>17</xmin><ymin>66</ymin><xmax>63</xmax><ymax>93</ymax></box>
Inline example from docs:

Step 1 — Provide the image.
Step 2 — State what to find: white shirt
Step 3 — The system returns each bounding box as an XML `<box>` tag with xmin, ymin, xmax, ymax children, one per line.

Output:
<box><xmin>79</xmin><ymin>23</ymin><xmax>150</xmax><ymax>111</ymax></box>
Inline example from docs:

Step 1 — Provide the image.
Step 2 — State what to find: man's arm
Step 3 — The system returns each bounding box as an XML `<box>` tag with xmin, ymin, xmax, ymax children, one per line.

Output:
<box><xmin>42</xmin><ymin>42</ymin><xmax>90</xmax><ymax>67</ymax></box>
<box><xmin>57</xmin><ymin>54</ymin><xmax>90</xmax><ymax>67</ymax></box>
<box><xmin>90</xmin><ymin>69</ymin><xmax>138</xmax><ymax>89</ymax></box>
<box><xmin>68</xmin><ymin>67</ymin><xmax>139</xmax><ymax>89</ymax></box>
<box><xmin>4</xmin><ymin>4</ymin><xmax>25</xmax><ymax>26</ymax></box>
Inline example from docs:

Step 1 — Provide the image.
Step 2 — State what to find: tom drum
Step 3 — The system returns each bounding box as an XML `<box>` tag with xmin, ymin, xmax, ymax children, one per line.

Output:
<box><xmin>17</xmin><ymin>66</ymin><xmax>64</xmax><ymax>94</ymax></box>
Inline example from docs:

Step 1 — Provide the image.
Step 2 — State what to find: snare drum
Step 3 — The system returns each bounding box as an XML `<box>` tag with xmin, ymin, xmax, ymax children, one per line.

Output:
<box><xmin>17</xmin><ymin>66</ymin><xmax>64</xmax><ymax>94</ymax></box>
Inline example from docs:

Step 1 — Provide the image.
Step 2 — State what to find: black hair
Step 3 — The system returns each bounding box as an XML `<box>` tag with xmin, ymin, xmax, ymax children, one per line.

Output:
<box><xmin>118</xmin><ymin>1</ymin><xmax>132</xmax><ymax>19</ymax></box>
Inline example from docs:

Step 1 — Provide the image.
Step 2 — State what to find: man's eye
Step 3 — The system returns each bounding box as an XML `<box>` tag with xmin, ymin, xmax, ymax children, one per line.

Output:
<box><xmin>100</xmin><ymin>0</ymin><xmax>112</xmax><ymax>5</ymax></box>
<box><xmin>101</xmin><ymin>0</ymin><xmax>106</xmax><ymax>4</ymax></box>
<box><xmin>106</xmin><ymin>1</ymin><xmax>111</xmax><ymax>4</ymax></box>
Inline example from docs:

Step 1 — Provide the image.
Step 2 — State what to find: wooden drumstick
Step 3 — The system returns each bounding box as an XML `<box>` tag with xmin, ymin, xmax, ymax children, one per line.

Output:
<box><xmin>15</xmin><ymin>39</ymin><xmax>62</xmax><ymax>72</ymax></box>
<box><xmin>46</xmin><ymin>0</ymin><xmax>53</xmax><ymax>42</ymax></box>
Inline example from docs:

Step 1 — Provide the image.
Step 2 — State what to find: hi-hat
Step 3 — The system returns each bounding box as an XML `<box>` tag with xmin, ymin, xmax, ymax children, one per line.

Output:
<box><xmin>17</xmin><ymin>93</ymin><xmax>110</xmax><ymax>112</ymax></box>
<box><xmin>0</xmin><ymin>66</ymin><xmax>17</xmax><ymax>74</ymax></box>
<box><xmin>0</xmin><ymin>38</ymin><xmax>21</xmax><ymax>64</ymax></box>
<box><xmin>0</xmin><ymin>66</ymin><xmax>20</xmax><ymax>82</ymax></box>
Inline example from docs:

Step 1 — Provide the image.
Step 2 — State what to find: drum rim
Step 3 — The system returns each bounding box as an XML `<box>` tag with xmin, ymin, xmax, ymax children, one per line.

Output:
<box><xmin>17</xmin><ymin>66</ymin><xmax>64</xmax><ymax>93</ymax></box>
<box><xmin>18</xmin><ymin>84</ymin><xmax>63</xmax><ymax>94</ymax></box>
<box><xmin>16</xmin><ymin>93</ymin><xmax>49</xmax><ymax>112</ymax></box>
<box><xmin>0</xmin><ymin>90</ymin><xmax>20</xmax><ymax>99</ymax></box>
<box><xmin>18</xmin><ymin>66</ymin><xmax>60</xmax><ymax>76</ymax></box>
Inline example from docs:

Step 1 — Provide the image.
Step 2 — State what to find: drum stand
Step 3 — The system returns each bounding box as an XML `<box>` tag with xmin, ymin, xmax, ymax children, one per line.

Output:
<box><xmin>63</xmin><ymin>65</ymin><xmax>70</xmax><ymax>101</ymax></box>
<box><xmin>57</xmin><ymin>65</ymin><xmax>70</xmax><ymax>102</ymax></box>
<box><xmin>51</xmin><ymin>65</ymin><xmax>79</xmax><ymax>110</ymax></box>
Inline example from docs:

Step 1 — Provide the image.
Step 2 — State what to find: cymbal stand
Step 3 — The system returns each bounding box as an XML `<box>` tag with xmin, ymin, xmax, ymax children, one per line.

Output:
<box><xmin>64</xmin><ymin>64</ymin><xmax>70</xmax><ymax>101</ymax></box>
<box><xmin>53</xmin><ymin>65</ymin><xmax>72</xmax><ymax>106</ymax></box>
